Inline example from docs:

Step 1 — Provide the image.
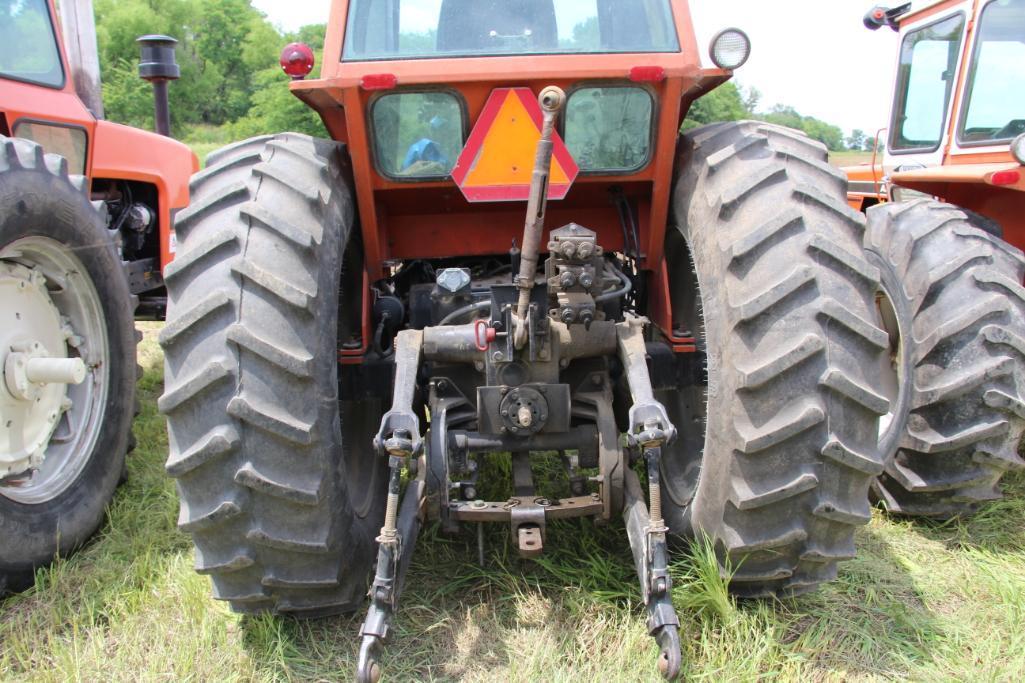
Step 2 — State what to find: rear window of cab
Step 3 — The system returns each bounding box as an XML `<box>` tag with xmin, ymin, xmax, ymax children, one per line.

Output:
<box><xmin>344</xmin><ymin>0</ymin><xmax>679</xmax><ymax>61</ymax></box>
<box><xmin>371</xmin><ymin>85</ymin><xmax>655</xmax><ymax>180</ymax></box>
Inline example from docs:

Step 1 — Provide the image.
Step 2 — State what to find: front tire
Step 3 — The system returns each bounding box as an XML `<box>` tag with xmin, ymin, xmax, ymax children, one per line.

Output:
<box><xmin>663</xmin><ymin>122</ymin><xmax>890</xmax><ymax>597</ymax></box>
<box><xmin>0</xmin><ymin>137</ymin><xmax>136</xmax><ymax>594</ymax></box>
<box><xmin>160</xmin><ymin>134</ymin><xmax>386</xmax><ymax>615</ymax></box>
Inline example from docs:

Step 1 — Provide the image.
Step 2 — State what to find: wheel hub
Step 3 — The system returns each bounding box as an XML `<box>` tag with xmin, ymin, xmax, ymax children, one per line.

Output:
<box><xmin>0</xmin><ymin>261</ymin><xmax>85</xmax><ymax>481</ymax></box>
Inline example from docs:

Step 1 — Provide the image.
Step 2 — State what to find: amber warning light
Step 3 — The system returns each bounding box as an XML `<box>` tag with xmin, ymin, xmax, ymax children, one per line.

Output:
<box><xmin>280</xmin><ymin>43</ymin><xmax>315</xmax><ymax>80</ymax></box>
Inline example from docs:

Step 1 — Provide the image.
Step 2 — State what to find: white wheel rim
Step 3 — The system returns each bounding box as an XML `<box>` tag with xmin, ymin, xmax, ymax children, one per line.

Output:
<box><xmin>1</xmin><ymin>236</ymin><xmax>109</xmax><ymax>504</ymax></box>
<box><xmin>875</xmin><ymin>288</ymin><xmax>903</xmax><ymax>444</ymax></box>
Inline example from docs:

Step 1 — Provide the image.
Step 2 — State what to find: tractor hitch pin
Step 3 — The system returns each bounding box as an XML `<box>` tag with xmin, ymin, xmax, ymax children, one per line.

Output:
<box><xmin>513</xmin><ymin>85</ymin><xmax>566</xmax><ymax>349</ymax></box>
<box><xmin>359</xmin><ymin>331</ymin><xmax>427</xmax><ymax>683</ymax></box>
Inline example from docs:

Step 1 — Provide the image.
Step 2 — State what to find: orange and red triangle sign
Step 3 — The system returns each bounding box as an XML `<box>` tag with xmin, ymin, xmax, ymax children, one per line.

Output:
<box><xmin>452</xmin><ymin>88</ymin><xmax>579</xmax><ymax>203</ymax></box>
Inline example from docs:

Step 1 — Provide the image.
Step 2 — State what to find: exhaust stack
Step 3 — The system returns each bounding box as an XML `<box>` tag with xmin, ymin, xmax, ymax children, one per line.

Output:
<box><xmin>57</xmin><ymin>0</ymin><xmax>104</xmax><ymax>120</ymax></box>
<box><xmin>137</xmin><ymin>35</ymin><xmax>180</xmax><ymax>137</ymax></box>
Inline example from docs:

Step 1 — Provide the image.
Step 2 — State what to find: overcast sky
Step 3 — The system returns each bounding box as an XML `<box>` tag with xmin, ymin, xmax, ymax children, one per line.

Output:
<box><xmin>252</xmin><ymin>0</ymin><xmax>901</xmax><ymax>135</ymax></box>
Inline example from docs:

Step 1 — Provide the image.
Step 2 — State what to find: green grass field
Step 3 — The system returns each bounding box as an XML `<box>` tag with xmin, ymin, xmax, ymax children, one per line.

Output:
<box><xmin>2</xmin><ymin>324</ymin><xmax>1024</xmax><ymax>681</ymax></box>
<box><xmin>829</xmin><ymin>150</ymin><xmax>875</xmax><ymax>167</ymax></box>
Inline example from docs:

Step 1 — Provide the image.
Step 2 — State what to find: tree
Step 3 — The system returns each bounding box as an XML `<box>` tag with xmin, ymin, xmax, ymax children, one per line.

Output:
<box><xmin>846</xmin><ymin>129</ymin><xmax>867</xmax><ymax>151</ymax></box>
<box><xmin>94</xmin><ymin>0</ymin><xmax>282</xmax><ymax>134</ymax></box>
<box><xmin>682</xmin><ymin>82</ymin><xmax>752</xmax><ymax>130</ymax></box>
<box><xmin>760</xmin><ymin>105</ymin><xmax>846</xmax><ymax>152</ymax></box>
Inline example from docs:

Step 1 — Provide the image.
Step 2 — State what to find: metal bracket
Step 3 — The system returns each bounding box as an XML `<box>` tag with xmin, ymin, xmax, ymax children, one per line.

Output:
<box><xmin>624</xmin><ymin>467</ymin><xmax>682</xmax><ymax>680</ymax></box>
<box><xmin>509</xmin><ymin>497</ymin><xmax>546</xmax><ymax>559</ymax></box>
<box><xmin>373</xmin><ymin>330</ymin><xmax>424</xmax><ymax>458</ymax></box>
<box><xmin>616</xmin><ymin>315</ymin><xmax>676</xmax><ymax>447</ymax></box>
<box><xmin>356</xmin><ymin>477</ymin><xmax>427</xmax><ymax>683</ymax></box>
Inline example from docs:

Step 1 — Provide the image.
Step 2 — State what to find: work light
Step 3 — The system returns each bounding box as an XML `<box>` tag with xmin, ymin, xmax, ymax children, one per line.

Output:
<box><xmin>710</xmin><ymin>28</ymin><xmax>751</xmax><ymax>70</ymax></box>
<box><xmin>1012</xmin><ymin>133</ymin><xmax>1025</xmax><ymax>166</ymax></box>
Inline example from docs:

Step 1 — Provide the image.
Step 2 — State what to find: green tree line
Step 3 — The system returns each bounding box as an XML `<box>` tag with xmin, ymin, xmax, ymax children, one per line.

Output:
<box><xmin>94</xmin><ymin>0</ymin><xmax>863</xmax><ymax>151</ymax></box>
<box><xmin>683</xmin><ymin>82</ymin><xmax>866</xmax><ymax>152</ymax></box>
<box><xmin>95</xmin><ymin>0</ymin><xmax>324</xmax><ymax>139</ymax></box>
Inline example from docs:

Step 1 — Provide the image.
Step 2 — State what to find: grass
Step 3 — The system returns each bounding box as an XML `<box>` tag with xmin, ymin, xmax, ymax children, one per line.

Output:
<box><xmin>2</xmin><ymin>323</ymin><xmax>1025</xmax><ymax>681</ymax></box>
<box><xmin>181</xmin><ymin>125</ymin><xmax>238</xmax><ymax>167</ymax></box>
<box><xmin>187</xmin><ymin>143</ymin><xmax>223</xmax><ymax>167</ymax></box>
<box><xmin>829</xmin><ymin>150</ymin><xmax>875</xmax><ymax>167</ymax></box>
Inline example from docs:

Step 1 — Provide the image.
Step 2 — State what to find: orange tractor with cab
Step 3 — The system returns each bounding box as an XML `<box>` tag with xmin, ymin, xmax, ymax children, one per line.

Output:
<box><xmin>848</xmin><ymin>0</ymin><xmax>1024</xmax><ymax>246</ymax></box>
<box><xmin>160</xmin><ymin>0</ymin><xmax>1025</xmax><ymax>679</ymax></box>
<box><xmin>1</xmin><ymin>0</ymin><xmax>195</xmax><ymax>593</ymax></box>
<box><xmin>844</xmin><ymin>0</ymin><xmax>1025</xmax><ymax>519</ymax></box>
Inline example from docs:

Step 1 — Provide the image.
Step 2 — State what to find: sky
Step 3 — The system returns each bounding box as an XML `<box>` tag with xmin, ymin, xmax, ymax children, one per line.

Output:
<box><xmin>252</xmin><ymin>0</ymin><xmax>902</xmax><ymax>136</ymax></box>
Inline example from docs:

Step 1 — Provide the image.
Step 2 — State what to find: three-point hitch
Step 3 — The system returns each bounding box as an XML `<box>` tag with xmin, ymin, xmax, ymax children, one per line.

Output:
<box><xmin>356</xmin><ymin>87</ymin><xmax>683</xmax><ymax>682</ymax></box>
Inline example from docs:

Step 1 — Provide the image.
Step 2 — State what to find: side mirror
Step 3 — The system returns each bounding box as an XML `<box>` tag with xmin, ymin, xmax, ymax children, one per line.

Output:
<box><xmin>863</xmin><ymin>3</ymin><xmax>912</xmax><ymax>32</ymax></box>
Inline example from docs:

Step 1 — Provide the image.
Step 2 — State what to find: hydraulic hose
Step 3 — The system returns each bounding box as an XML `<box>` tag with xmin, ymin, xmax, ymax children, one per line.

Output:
<box><xmin>595</xmin><ymin>262</ymin><xmax>633</xmax><ymax>304</ymax></box>
<box><xmin>438</xmin><ymin>301</ymin><xmax>491</xmax><ymax>326</ymax></box>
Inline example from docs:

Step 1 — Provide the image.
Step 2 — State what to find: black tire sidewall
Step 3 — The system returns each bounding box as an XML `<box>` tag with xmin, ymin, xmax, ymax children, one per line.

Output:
<box><xmin>0</xmin><ymin>164</ymin><xmax>135</xmax><ymax>589</ymax></box>
<box><xmin>864</xmin><ymin>250</ymin><xmax>914</xmax><ymax>464</ymax></box>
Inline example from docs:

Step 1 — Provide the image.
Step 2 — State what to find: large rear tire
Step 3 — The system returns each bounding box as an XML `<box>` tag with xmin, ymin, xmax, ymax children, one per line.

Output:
<box><xmin>865</xmin><ymin>199</ymin><xmax>1025</xmax><ymax>517</ymax></box>
<box><xmin>160</xmin><ymin>134</ymin><xmax>386</xmax><ymax>615</ymax></box>
<box><xmin>0</xmin><ymin>137</ymin><xmax>136</xmax><ymax>594</ymax></box>
<box><xmin>663</xmin><ymin>122</ymin><xmax>890</xmax><ymax>597</ymax></box>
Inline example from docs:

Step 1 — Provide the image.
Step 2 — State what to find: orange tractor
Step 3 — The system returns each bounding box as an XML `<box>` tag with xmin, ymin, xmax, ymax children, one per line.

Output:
<box><xmin>1</xmin><ymin>0</ymin><xmax>195</xmax><ymax>593</ymax></box>
<box><xmin>843</xmin><ymin>0</ymin><xmax>1025</xmax><ymax>518</ymax></box>
<box><xmin>160</xmin><ymin>0</ymin><xmax>1025</xmax><ymax>679</ymax></box>
<box><xmin>848</xmin><ymin>0</ymin><xmax>1024</xmax><ymax>243</ymax></box>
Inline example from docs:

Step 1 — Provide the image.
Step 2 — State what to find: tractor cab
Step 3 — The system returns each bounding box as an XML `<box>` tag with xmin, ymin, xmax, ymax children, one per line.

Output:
<box><xmin>850</xmin><ymin>0</ymin><xmax>1025</xmax><ymax>241</ymax></box>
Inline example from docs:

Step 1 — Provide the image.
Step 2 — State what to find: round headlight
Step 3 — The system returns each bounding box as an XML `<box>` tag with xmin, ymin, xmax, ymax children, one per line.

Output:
<box><xmin>709</xmin><ymin>28</ymin><xmax>751</xmax><ymax>70</ymax></box>
<box><xmin>1012</xmin><ymin>133</ymin><xmax>1025</xmax><ymax>166</ymax></box>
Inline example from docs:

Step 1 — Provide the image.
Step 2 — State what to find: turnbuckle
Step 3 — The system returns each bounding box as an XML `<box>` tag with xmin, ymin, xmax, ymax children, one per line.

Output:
<box><xmin>357</xmin><ymin>456</ymin><xmax>402</xmax><ymax>683</ymax></box>
<box><xmin>356</xmin><ymin>450</ymin><xmax>427</xmax><ymax>683</ymax></box>
<box><xmin>624</xmin><ymin>445</ymin><xmax>682</xmax><ymax>680</ymax></box>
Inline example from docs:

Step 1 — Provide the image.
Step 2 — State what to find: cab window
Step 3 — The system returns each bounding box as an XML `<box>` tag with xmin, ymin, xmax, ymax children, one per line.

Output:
<box><xmin>958</xmin><ymin>0</ymin><xmax>1025</xmax><ymax>144</ymax></box>
<box><xmin>371</xmin><ymin>91</ymin><xmax>465</xmax><ymax>179</ymax></box>
<box><xmin>343</xmin><ymin>0</ymin><xmax>679</xmax><ymax>61</ymax></box>
<box><xmin>564</xmin><ymin>87</ymin><xmax>653</xmax><ymax>172</ymax></box>
<box><xmin>0</xmin><ymin>0</ymin><xmax>63</xmax><ymax>88</ymax></box>
<box><xmin>889</xmin><ymin>13</ymin><xmax>965</xmax><ymax>152</ymax></box>
<box><xmin>12</xmin><ymin>121</ymin><xmax>87</xmax><ymax>174</ymax></box>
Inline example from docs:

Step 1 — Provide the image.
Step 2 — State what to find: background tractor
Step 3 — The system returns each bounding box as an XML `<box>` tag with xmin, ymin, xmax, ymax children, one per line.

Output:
<box><xmin>0</xmin><ymin>0</ymin><xmax>195</xmax><ymax>593</ymax></box>
<box><xmin>844</xmin><ymin>0</ymin><xmax>1025</xmax><ymax>517</ymax></box>
<box><xmin>158</xmin><ymin>0</ymin><xmax>1021</xmax><ymax>679</ymax></box>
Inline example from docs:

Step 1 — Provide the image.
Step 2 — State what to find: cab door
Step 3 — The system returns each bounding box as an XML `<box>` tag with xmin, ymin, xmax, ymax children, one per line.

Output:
<box><xmin>883</xmin><ymin>2</ymin><xmax>972</xmax><ymax>177</ymax></box>
<box><xmin>0</xmin><ymin>0</ymin><xmax>96</xmax><ymax>177</ymax></box>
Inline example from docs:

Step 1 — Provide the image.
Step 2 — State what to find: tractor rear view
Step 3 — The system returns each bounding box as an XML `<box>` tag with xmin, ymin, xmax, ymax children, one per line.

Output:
<box><xmin>162</xmin><ymin>1</ymin><xmax>906</xmax><ymax>679</ymax></box>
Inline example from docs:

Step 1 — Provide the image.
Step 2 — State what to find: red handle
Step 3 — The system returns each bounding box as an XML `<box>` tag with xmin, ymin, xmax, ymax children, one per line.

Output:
<box><xmin>474</xmin><ymin>319</ymin><xmax>497</xmax><ymax>351</ymax></box>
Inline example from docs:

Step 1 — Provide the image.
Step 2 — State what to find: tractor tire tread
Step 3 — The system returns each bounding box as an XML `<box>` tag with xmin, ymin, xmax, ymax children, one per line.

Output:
<box><xmin>865</xmin><ymin>199</ymin><xmax>1025</xmax><ymax>517</ymax></box>
<box><xmin>669</xmin><ymin>121</ymin><xmax>888</xmax><ymax>597</ymax></box>
<box><xmin>161</xmin><ymin>133</ymin><xmax>377</xmax><ymax>615</ymax></box>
